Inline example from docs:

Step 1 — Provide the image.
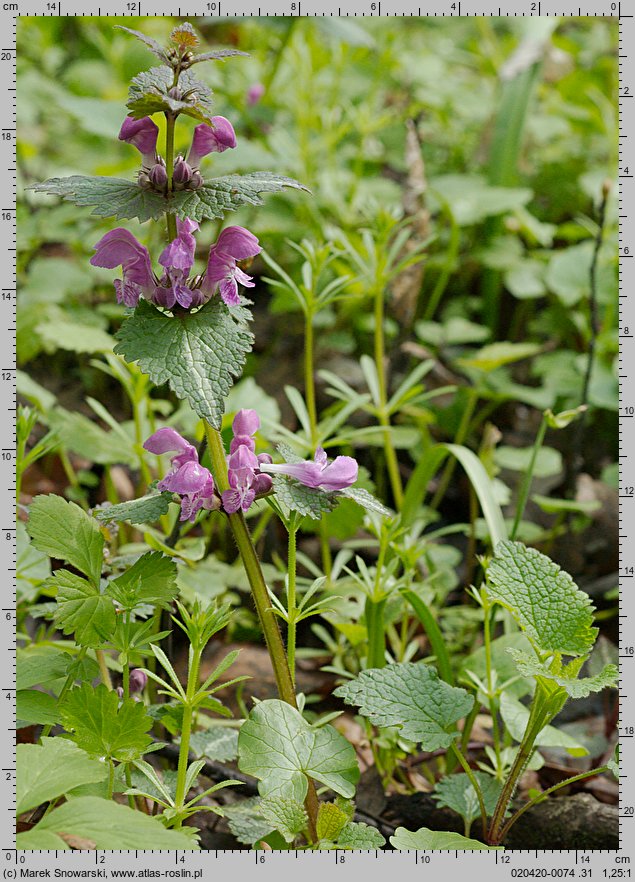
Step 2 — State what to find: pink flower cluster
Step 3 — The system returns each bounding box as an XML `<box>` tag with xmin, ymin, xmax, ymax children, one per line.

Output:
<box><xmin>90</xmin><ymin>222</ymin><xmax>260</xmax><ymax>310</ymax></box>
<box><xmin>143</xmin><ymin>426</ymin><xmax>218</xmax><ymax>522</ymax></box>
<box><xmin>222</xmin><ymin>409</ymin><xmax>273</xmax><ymax>514</ymax></box>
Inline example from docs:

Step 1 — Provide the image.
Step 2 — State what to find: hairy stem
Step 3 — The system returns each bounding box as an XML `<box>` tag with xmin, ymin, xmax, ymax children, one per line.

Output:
<box><xmin>286</xmin><ymin>516</ymin><xmax>298</xmax><ymax>686</ymax></box>
<box><xmin>96</xmin><ymin>650</ymin><xmax>112</xmax><ymax>690</ymax></box>
<box><xmin>165</xmin><ymin>112</ymin><xmax>177</xmax><ymax>241</ymax></box>
<box><xmin>450</xmin><ymin>742</ymin><xmax>488</xmax><ymax>838</ymax></box>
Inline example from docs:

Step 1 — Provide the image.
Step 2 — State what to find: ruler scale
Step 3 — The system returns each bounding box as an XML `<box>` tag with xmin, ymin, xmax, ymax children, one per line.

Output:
<box><xmin>5</xmin><ymin>3</ymin><xmax>629</xmax><ymax>875</ymax></box>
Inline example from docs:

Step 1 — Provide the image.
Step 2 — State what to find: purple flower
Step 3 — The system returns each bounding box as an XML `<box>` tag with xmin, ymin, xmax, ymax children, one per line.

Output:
<box><xmin>260</xmin><ymin>447</ymin><xmax>358</xmax><ymax>492</ymax></box>
<box><xmin>119</xmin><ymin>116</ymin><xmax>159</xmax><ymax>167</ymax></box>
<box><xmin>129</xmin><ymin>669</ymin><xmax>148</xmax><ymax>694</ymax></box>
<box><xmin>172</xmin><ymin>157</ymin><xmax>193</xmax><ymax>187</ymax></box>
<box><xmin>221</xmin><ymin>409</ymin><xmax>272</xmax><ymax>513</ymax></box>
<box><xmin>90</xmin><ymin>229</ymin><xmax>155</xmax><ymax>307</ymax></box>
<box><xmin>202</xmin><ymin>226</ymin><xmax>262</xmax><ymax>307</ymax></box>
<box><xmin>187</xmin><ymin>118</ymin><xmax>237</xmax><ymax>167</ymax></box>
<box><xmin>91</xmin><ymin>222</ymin><xmax>260</xmax><ymax>312</ymax></box>
<box><xmin>246</xmin><ymin>83</ymin><xmax>265</xmax><ymax>106</ymax></box>
<box><xmin>143</xmin><ymin>427</ymin><xmax>218</xmax><ymax>522</ymax></box>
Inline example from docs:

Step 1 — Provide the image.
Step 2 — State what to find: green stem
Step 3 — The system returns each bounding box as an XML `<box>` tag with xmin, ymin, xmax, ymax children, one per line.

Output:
<box><xmin>423</xmin><ymin>207</ymin><xmax>460</xmax><ymax>321</ymax></box>
<box><xmin>174</xmin><ymin>647</ymin><xmax>201</xmax><ymax>824</ymax></box>
<box><xmin>450</xmin><ymin>742</ymin><xmax>488</xmax><ymax>838</ymax></box>
<box><xmin>106</xmin><ymin>760</ymin><xmax>115</xmax><ymax>801</ymax></box>
<box><xmin>401</xmin><ymin>588</ymin><xmax>453</xmax><ymax>684</ymax></box>
<box><xmin>510</xmin><ymin>415</ymin><xmax>547</xmax><ymax>541</ymax></box>
<box><xmin>304</xmin><ymin>314</ymin><xmax>318</xmax><ymax>447</ymax></box>
<box><xmin>488</xmin><ymin>693</ymin><xmax>547</xmax><ymax>844</ymax></box>
<box><xmin>165</xmin><ymin>113</ymin><xmax>177</xmax><ymax>241</ymax></box>
<box><xmin>132</xmin><ymin>393</ymin><xmax>153</xmax><ymax>490</ymax></box>
<box><xmin>122</xmin><ymin>613</ymin><xmax>135</xmax><ymax>809</ymax></box>
<box><xmin>374</xmin><ymin>284</ymin><xmax>403</xmax><ymax>508</ymax></box>
<box><xmin>498</xmin><ymin>765</ymin><xmax>609</xmax><ymax>843</ymax></box>
<box><xmin>460</xmin><ymin>699</ymin><xmax>480</xmax><ymax>754</ymax></box>
<box><xmin>40</xmin><ymin>646</ymin><xmax>88</xmax><ymax>740</ymax></box>
<box><xmin>287</xmin><ymin>515</ymin><xmax>298</xmax><ymax>686</ymax></box>
<box><xmin>483</xmin><ymin>603</ymin><xmax>501</xmax><ymax>768</ymax></box>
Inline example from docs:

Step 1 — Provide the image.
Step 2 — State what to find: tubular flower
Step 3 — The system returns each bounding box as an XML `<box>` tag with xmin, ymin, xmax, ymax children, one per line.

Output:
<box><xmin>260</xmin><ymin>447</ymin><xmax>358</xmax><ymax>492</ymax></box>
<box><xmin>202</xmin><ymin>226</ymin><xmax>262</xmax><ymax>307</ymax></box>
<box><xmin>143</xmin><ymin>427</ymin><xmax>218</xmax><ymax>522</ymax></box>
<box><xmin>90</xmin><ymin>222</ymin><xmax>260</xmax><ymax>312</ymax></box>
<box><xmin>246</xmin><ymin>83</ymin><xmax>265</xmax><ymax>106</ymax></box>
<box><xmin>119</xmin><ymin>116</ymin><xmax>159</xmax><ymax>167</ymax></box>
<box><xmin>222</xmin><ymin>409</ymin><xmax>272</xmax><ymax>514</ymax></box>
<box><xmin>187</xmin><ymin>118</ymin><xmax>237</xmax><ymax>167</ymax></box>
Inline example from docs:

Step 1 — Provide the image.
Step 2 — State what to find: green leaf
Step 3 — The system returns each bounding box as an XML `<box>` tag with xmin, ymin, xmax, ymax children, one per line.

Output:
<box><xmin>17</xmin><ymin>830</ymin><xmax>69</xmax><ymax>850</ymax></box>
<box><xmin>127</xmin><ymin>66</ymin><xmax>215</xmax><ymax>124</ymax></box>
<box><xmin>494</xmin><ymin>445</ymin><xmax>562</xmax><ymax>478</ymax></box>
<box><xmin>487</xmin><ymin>541</ymin><xmax>597</xmax><ymax>657</ymax></box>
<box><xmin>390</xmin><ymin>826</ymin><xmax>501</xmax><ymax>850</ymax></box>
<box><xmin>107</xmin><ymin>551</ymin><xmax>178</xmax><ymax>611</ymax></box>
<box><xmin>224</xmin><ymin>797</ymin><xmax>273</xmax><ymax>846</ymax></box>
<box><xmin>189</xmin><ymin>727</ymin><xmax>239</xmax><ymax>763</ymax></box>
<box><xmin>507</xmin><ymin>649</ymin><xmax>618</xmax><ymax>699</ymax></box>
<box><xmin>37</xmin><ymin>320</ymin><xmax>115</xmax><ymax>354</ymax></box>
<box><xmin>272</xmin><ymin>475</ymin><xmax>337</xmax><ymax>520</ymax></box>
<box><xmin>49</xmin><ymin>570</ymin><xmax>116</xmax><ymax>648</ymax></box>
<box><xmin>337</xmin><ymin>486</ymin><xmax>392</xmax><ymax>518</ymax></box>
<box><xmin>30</xmin><ymin>176</ymin><xmax>168</xmax><ymax>223</ymax></box>
<box><xmin>499</xmin><ymin>692</ymin><xmax>589</xmax><ymax>756</ymax></box>
<box><xmin>49</xmin><ymin>408</ymin><xmax>136</xmax><ymax>467</ymax></box>
<box><xmin>334</xmin><ymin>662</ymin><xmax>474</xmax><ymax>750</ymax></box>
<box><xmin>337</xmin><ymin>821</ymin><xmax>386</xmax><ymax>849</ymax></box>
<box><xmin>429</xmin><ymin>174</ymin><xmax>532</xmax><ymax>226</ymax></box>
<box><xmin>61</xmin><ymin>683</ymin><xmax>154</xmax><ymax>763</ymax></box>
<box><xmin>459</xmin><ymin>342</ymin><xmax>540</xmax><ymax>373</ymax></box>
<box><xmin>459</xmin><ymin>632</ymin><xmax>533</xmax><ymax>700</ymax></box>
<box><xmin>115</xmin><ymin>26</ymin><xmax>170</xmax><ymax>63</ymax></box>
<box><xmin>17</xmin><ymin>521</ymin><xmax>50</xmax><ymax>603</ymax></box>
<box><xmin>29</xmin><ymin>796</ymin><xmax>198</xmax><ymax>849</ymax></box>
<box><xmin>28</xmin><ymin>494</ymin><xmax>104</xmax><ymax>586</ymax></box>
<box><xmin>259</xmin><ymin>796</ymin><xmax>307</xmax><ymax>843</ymax></box>
<box><xmin>444</xmin><ymin>444</ymin><xmax>507</xmax><ymax>548</ymax></box>
<box><xmin>114</xmin><ymin>298</ymin><xmax>253</xmax><ymax>429</ymax></box>
<box><xmin>17</xmin><ymin>738</ymin><xmax>107</xmax><ymax>815</ymax></box>
<box><xmin>170</xmin><ymin>173</ymin><xmax>310</xmax><ymax>223</ymax></box>
<box><xmin>316</xmin><ymin>802</ymin><xmax>349</xmax><ymax>842</ymax></box>
<box><xmin>16</xmin><ymin>690</ymin><xmax>60</xmax><ymax>728</ymax></box>
<box><xmin>94</xmin><ymin>491</ymin><xmax>175</xmax><ymax>526</ymax></box>
<box><xmin>433</xmin><ymin>772</ymin><xmax>502</xmax><ymax>827</ymax></box>
<box><xmin>237</xmin><ymin>699</ymin><xmax>359</xmax><ymax>802</ymax></box>
<box><xmin>188</xmin><ymin>48</ymin><xmax>250</xmax><ymax>65</ymax></box>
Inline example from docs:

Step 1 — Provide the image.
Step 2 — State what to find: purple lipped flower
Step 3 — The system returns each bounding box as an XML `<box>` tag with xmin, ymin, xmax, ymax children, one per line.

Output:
<box><xmin>91</xmin><ymin>222</ymin><xmax>260</xmax><ymax>312</ymax></box>
<box><xmin>143</xmin><ymin>427</ymin><xmax>218</xmax><ymax>522</ymax></box>
<box><xmin>202</xmin><ymin>226</ymin><xmax>261</xmax><ymax>307</ymax></box>
<box><xmin>90</xmin><ymin>229</ymin><xmax>155</xmax><ymax>308</ymax></box>
<box><xmin>187</xmin><ymin>118</ymin><xmax>237</xmax><ymax>167</ymax></box>
<box><xmin>119</xmin><ymin>116</ymin><xmax>159</xmax><ymax>167</ymax></box>
<box><xmin>246</xmin><ymin>83</ymin><xmax>265</xmax><ymax>106</ymax></box>
<box><xmin>172</xmin><ymin>156</ymin><xmax>193</xmax><ymax>188</ymax></box>
<box><xmin>222</xmin><ymin>409</ymin><xmax>272</xmax><ymax>513</ymax></box>
<box><xmin>260</xmin><ymin>447</ymin><xmax>358</xmax><ymax>492</ymax></box>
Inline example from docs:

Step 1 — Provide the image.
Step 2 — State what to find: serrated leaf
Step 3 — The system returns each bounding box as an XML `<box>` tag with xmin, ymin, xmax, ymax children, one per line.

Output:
<box><xmin>114</xmin><ymin>298</ymin><xmax>253</xmax><ymax>428</ymax></box>
<box><xmin>189</xmin><ymin>728</ymin><xmax>239</xmax><ymax>763</ymax></box>
<box><xmin>17</xmin><ymin>521</ymin><xmax>50</xmax><ymax>603</ymax></box>
<box><xmin>127</xmin><ymin>66</ymin><xmax>215</xmax><ymax>124</ymax></box>
<box><xmin>49</xmin><ymin>570</ymin><xmax>116</xmax><ymax>648</ymax></box>
<box><xmin>316</xmin><ymin>802</ymin><xmax>349</xmax><ymax>842</ymax></box>
<box><xmin>334</xmin><ymin>663</ymin><xmax>474</xmax><ymax>751</ymax></box>
<box><xmin>106</xmin><ymin>551</ymin><xmax>178</xmax><ymax>611</ymax></box>
<box><xmin>390</xmin><ymin>826</ymin><xmax>501</xmax><ymax>850</ymax></box>
<box><xmin>27</xmin><ymin>494</ymin><xmax>104</xmax><ymax>586</ymax></box>
<box><xmin>17</xmin><ymin>738</ymin><xmax>107</xmax><ymax>815</ymax></box>
<box><xmin>337</xmin><ymin>486</ymin><xmax>392</xmax><ymax>518</ymax></box>
<box><xmin>507</xmin><ymin>648</ymin><xmax>618</xmax><ymax>699</ymax></box>
<box><xmin>94</xmin><ymin>492</ymin><xmax>175</xmax><ymax>526</ymax></box>
<box><xmin>238</xmin><ymin>699</ymin><xmax>359</xmax><ymax>802</ymax></box>
<box><xmin>337</xmin><ymin>821</ymin><xmax>386</xmax><ymax>849</ymax></box>
<box><xmin>26</xmin><ymin>797</ymin><xmax>197</xmax><ymax>849</ymax></box>
<box><xmin>16</xmin><ymin>690</ymin><xmax>60</xmax><ymax>728</ymax></box>
<box><xmin>224</xmin><ymin>797</ymin><xmax>273</xmax><ymax>845</ymax></box>
<box><xmin>169</xmin><ymin>173</ymin><xmax>310</xmax><ymax>223</ymax></box>
<box><xmin>259</xmin><ymin>796</ymin><xmax>307</xmax><ymax>843</ymax></box>
<box><xmin>273</xmin><ymin>475</ymin><xmax>337</xmax><ymax>519</ymax></box>
<box><xmin>189</xmin><ymin>48</ymin><xmax>249</xmax><ymax>65</ymax></box>
<box><xmin>61</xmin><ymin>683</ymin><xmax>154</xmax><ymax>763</ymax></box>
<box><xmin>31</xmin><ymin>176</ymin><xmax>168</xmax><ymax>223</ymax></box>
<box><xmin>433</xmin><ymin>772</ymin><xmax>502</xmax><ymax>827</ymax></box>
<box><xmin>487</xmin><ymin>541</ymin><xmax>597</xmax><ymax>657</ymax></box>
<box><xmin>116</xmin><ymin>26</ymin><xmax>170</xmax><ymax>63</ymax></box>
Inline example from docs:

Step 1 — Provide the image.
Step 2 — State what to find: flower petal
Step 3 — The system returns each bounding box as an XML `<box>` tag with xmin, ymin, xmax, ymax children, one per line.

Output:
<box><xmin>143</xmin><ymin>427</ymin><xmax>196</xmax><ymax>458</ymax></box>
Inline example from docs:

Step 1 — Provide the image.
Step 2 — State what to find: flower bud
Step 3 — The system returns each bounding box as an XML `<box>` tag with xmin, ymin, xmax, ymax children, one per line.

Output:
<box><xmin>190</xmin><ymin>170</ymin><xmax>204</xmax><ymax>189</ymax></box>
<box><xmin>168</xmin><ymin>86</ymin><xmax>183</xmax><ymax>101</ymax></box>
<box><xmin>172</xmin><ymin>157</ymin><xmax>193</xmax><ymax>188</ymax></box>
<box><xmin>149</xmin><ymin>162</ymin><xmax>168</xmax><ymax>190</ymax></box>
<box><xmin>247</xmin><ymin>83</ymin><xmax>265</xmax><ymax>106</ymax></box>
<box><xmin>129</xmin><ymin>669</ymin><xmax>148</xmax><ymax>694</ymax></box>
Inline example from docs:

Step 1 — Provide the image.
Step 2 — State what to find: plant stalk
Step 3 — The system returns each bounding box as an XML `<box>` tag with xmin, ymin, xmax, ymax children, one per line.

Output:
<box><xmin>510</xmin><ymin>415</ymin><xmax>547</xmax><ymax>541</ymax></box>
<box><xmin>374</xmin><ymin>284</ymin><xmax>403</xmax><ymax>508</ymax></box>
